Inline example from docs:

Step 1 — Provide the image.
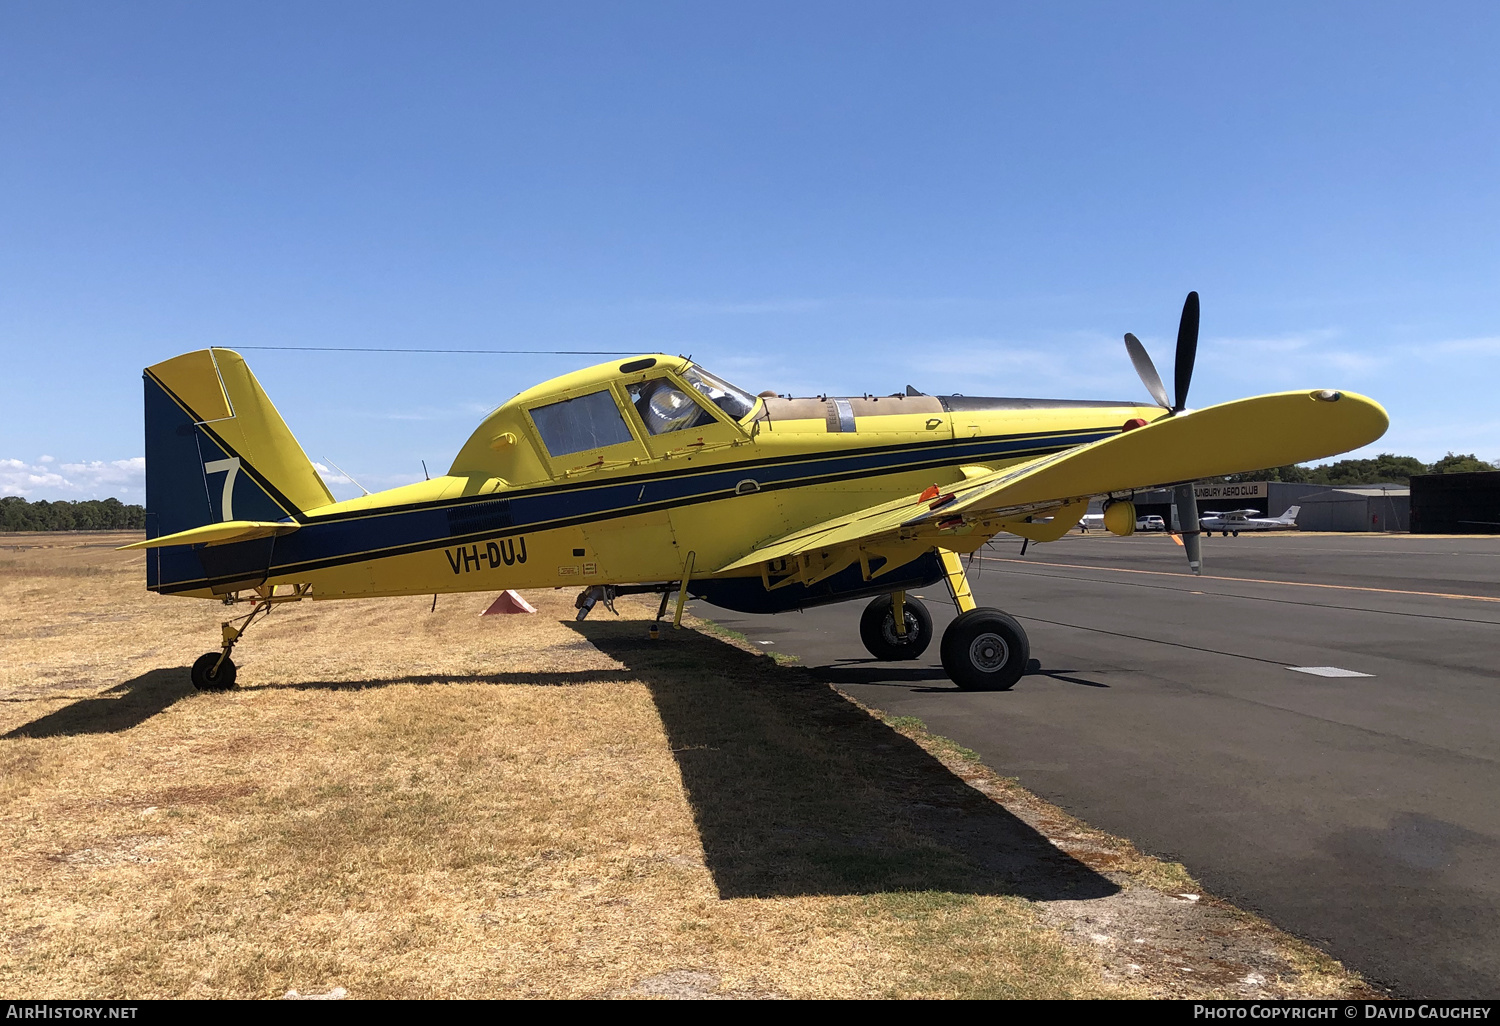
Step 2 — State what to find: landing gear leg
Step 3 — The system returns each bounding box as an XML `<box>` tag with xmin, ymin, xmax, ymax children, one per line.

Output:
<box><xmin>192</xmin><ymin>605</ymin><xmax>261</xmax><ymax>691</ymax></box>
<box><xmin>859</xmin><ymin>591</ymin><xmax>933</xmax><ymax>660</ymax></box>
<box><xmin>935</xmin><ymin>547</ymin><xmax>1031</xmax><ymax>690</ymax></box>
<box><xmin>937</xmin><ymin>548</ymin><xmax>976</xmax><ymax>614</ymax></box>
<box><xmin>190</xmin><ymin>585</ymin><xmax>307</xmax><ymax>692</ymax></box>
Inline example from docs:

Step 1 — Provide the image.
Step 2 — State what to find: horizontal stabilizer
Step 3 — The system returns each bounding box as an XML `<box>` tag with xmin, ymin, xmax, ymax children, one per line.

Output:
<box><xmin>119</xmin><ymin>520</ymin><xmax>300</xmax><ymax>550</ymax></box>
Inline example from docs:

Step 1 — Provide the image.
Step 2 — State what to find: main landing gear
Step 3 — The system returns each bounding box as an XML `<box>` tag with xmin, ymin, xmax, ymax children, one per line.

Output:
<box><xmin>859</xmin><ymin>591</ymin><xmax>934</xmax><ymax>660</ymax></box>
<box><xmin>190</xmin><ymin>585</ymin><xmax>310</xmax><ymax>692</ymax></box>
<box><xmin>858</xmin><ymin>549</ymin><xmax>1032</xmax><ymax>690</ymax></box>
<box><xmin>940</xmin><ymin>607</ymin><xmax>1030</xmax><ymax>692</ymax></box>
<box><xmin>936</xmin><ymin>548</ymin><xmax>1030</xmax><ymax>690</ymax></box>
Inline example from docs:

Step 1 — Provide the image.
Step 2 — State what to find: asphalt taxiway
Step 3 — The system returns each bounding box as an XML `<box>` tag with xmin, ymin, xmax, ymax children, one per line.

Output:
<box><xmin>693</xmin><ymin>532</ymin><xmax>1500</xmax><ymax>997</ymax></box>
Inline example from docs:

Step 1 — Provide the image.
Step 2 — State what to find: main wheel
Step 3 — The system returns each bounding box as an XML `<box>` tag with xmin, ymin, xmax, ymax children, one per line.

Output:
<box><xmin>859</xmin><ymin>594</ymin><xmax>933</xmax><ymax>660</ymax></box>
<box><xmin>191</xmin><ymin>652</ymin><xmax>238</xmax><ymax>691</ymax></box>
<box><xmin>940</xmin><ymin>608</ymin><xmax>1030</xmax><ymax>691</ymax></box>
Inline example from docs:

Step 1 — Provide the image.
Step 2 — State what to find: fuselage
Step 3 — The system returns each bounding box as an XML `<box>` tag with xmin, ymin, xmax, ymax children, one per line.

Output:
<box><xmin>149</xmin><ymin>354</ymin><xmax>1162</xmax><ymax>600</ymax></box>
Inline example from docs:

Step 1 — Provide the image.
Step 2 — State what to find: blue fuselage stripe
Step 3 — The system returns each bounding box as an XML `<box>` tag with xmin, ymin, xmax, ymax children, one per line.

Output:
<box><xmin>154</xmin><ymin>427</ymin><xmax>1114</xmax><ymax>591</ymax></box>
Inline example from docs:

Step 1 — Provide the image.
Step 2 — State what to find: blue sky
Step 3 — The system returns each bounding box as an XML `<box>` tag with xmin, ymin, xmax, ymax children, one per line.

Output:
<box><xmin>3</xmin><ymin>1</ymin><xmax>1497</xmax><ymax>503</ymax></box>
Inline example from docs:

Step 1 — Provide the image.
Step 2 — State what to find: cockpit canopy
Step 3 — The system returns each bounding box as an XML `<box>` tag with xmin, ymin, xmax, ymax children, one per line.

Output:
<box><xmin>452</xmin><ymin>356</ymin><xmax>761</xmax><ymax>480</ymax></box>
<box><xmin>526</xmin><ymin>362</ymin><xmax>758</xmax><ymax>458</ymax></box>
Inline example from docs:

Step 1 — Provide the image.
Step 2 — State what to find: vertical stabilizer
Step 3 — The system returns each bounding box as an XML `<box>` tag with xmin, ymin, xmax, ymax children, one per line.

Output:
<box><xmin>143</xmin><ymin>349</ymin><xmax>333</xmax><ymax>590</ymax></box>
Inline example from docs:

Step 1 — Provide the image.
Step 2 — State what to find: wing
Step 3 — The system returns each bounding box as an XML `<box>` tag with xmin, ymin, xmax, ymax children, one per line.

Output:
<box><xmin>717</xmin><ymin>389</ymin><xmax>1386</xmax><ymax>577</ymax></box>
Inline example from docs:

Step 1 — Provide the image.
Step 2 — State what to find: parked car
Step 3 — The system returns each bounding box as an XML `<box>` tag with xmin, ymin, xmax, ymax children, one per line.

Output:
<box><xmin>1135</xmin><ymin>515</ymin><xmax>1166</xmax><ymax>531</ymax></box>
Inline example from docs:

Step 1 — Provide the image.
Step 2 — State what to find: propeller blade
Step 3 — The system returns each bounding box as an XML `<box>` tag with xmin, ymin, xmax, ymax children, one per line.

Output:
<box><xmin>1173</xmin><ymin>291</ymin><xmax>1199</xmax><ymax>413</ymax></box>
<box><xmin>1124</xmin><ymin>332</ymin><xmax>1171</xmax><ymax>409</ymax></box>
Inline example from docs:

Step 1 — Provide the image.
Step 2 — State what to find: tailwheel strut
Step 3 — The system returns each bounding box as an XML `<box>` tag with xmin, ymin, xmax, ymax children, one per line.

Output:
<box><xmin>190</xmin><ymin>584</ymin><xmax>307</xmax><ymax>692</ymax></box>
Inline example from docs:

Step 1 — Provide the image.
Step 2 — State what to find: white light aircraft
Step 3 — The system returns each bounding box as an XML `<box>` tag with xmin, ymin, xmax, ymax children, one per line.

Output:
<box><xmin>1198</xmin><ymin>506</ymin><xmax>1301</xmax><ymax>536</ymax></box>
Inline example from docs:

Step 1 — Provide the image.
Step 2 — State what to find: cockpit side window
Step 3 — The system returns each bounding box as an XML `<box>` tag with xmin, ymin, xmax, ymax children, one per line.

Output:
<box><xmin>529</xmin><ymin>390</ymin><xmax>635</xmax><ymax>456</ymax></box>
<box><xmin>627</xmin><ymin>379</ymin><xmax>718</xmax><ymax>436</ymax></box>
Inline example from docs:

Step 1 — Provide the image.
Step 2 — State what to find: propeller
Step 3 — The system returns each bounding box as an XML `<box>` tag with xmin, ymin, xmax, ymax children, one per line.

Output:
<box><xmin>1123</xmin><ymin>291</ymin><xmax>1204</xmax><ymax>574</ymax></box>
<box><xmin>1124</xmin><ymin>291</ymin><xmax>1199</xmax><ymax>414</ymax></box>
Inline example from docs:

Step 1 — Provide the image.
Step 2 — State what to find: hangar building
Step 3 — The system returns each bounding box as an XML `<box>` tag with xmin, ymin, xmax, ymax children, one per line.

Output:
<box><xmin>1127</xmin><ymin>481</ymin><xmax>1410</xmax><ymax>532</ymax></box>
<box><xmin>1410</xmin><ymin>472</ymin><xmax>1500</xmax><ymax>534</ymax></box>
<box><xmin>1294</xmin><ymin>486</ymin><xmax>1410</xmax><ymax>532</ymax></box>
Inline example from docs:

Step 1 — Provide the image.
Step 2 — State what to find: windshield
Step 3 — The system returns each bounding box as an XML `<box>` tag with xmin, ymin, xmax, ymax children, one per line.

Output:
<box><xmin>682</xmin><ymin>365</ymin><xmax>758</xmax><ymax>421</ymax></box>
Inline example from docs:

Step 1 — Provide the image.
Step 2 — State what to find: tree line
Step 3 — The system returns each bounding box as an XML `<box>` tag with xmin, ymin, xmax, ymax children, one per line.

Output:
<box><xmin>1</xmin><ymin>450</ymin><xmax>1493</xmax><ymax>531</ymax></box>
<box><xmin>1</xmin><ymin>496</ymin><xmax>147</xmax><ymax>531</ymax></box>
<box><xmin>1224</xmin><ymin>452</ymin><xmax>1496</xmax><ymax>486</ymax></box>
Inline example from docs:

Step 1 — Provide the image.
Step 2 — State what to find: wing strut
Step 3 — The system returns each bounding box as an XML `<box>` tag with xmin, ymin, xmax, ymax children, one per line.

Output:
<box><xmin>673</xmin><ymin>551</ymin><xmax>696</xmax><ymax>629</ymax></box>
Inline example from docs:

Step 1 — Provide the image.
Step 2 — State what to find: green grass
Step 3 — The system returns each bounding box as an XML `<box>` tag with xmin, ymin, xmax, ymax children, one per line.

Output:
<box><xmin>876</xmin><ymin>712</ymin><xmax>982</xmax><ymax>761</ymax></box>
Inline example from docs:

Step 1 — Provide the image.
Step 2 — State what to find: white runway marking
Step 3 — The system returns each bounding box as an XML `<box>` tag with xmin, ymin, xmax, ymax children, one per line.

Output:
<box><xmin>1286</xmin><ymin>666</ymin><xmax>1375</xmax><ymax>678</ymax></box>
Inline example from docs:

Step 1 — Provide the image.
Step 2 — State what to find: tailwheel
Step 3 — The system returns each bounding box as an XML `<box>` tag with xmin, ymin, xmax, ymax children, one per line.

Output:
<box><xmin>940</xmin><ymin>607</ymin><xmax>1030</xmax><ymax>691</ymax></box>
<box><xmin>190</xmin><ymin>652</ymin><xmax>238</xmax><ymax>691</ymax></box>
<box><xmin>859</xmin><ymin>593</ymin><xmax>933</xmax><ymax>660</ymax></box>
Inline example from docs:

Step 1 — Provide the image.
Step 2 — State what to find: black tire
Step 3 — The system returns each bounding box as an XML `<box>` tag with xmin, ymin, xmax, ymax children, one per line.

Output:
<box><xmin>940</xmin><ymin>608</ymin><xmax>1030</xmax><ymax>691</ymax></box>
<box><xmin>858</xmin><ymin>594</ymin><xmax>933</xmax><ymax>660</ymax></box>
<box><xmin>1232</xmin><ymin>530</ymin><xmax>1239</xmax><ymax>537</ymax></box>
<box><xmin>191</xmin><ymin>652</ymin><xmax>237</xmax><ymax>691</ymax></box>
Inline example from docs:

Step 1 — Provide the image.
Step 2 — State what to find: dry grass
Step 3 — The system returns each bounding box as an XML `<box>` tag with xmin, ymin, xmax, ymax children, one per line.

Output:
<box><xmin>0</xmin><ymin>532</ymin><xmax>1373</xmax><ymax>999</ymax></box>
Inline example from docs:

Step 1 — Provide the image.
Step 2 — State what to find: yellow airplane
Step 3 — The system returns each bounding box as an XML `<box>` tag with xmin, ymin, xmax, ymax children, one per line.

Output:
<box><xmin>126</xmin><ymin>294</ymin><xmax>1387</xmax><ymax>692</ymax></box>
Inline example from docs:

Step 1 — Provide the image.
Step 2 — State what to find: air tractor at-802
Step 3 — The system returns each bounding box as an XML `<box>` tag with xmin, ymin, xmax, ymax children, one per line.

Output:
<box><xmin>127</xmin><ymin>294</ymin><xmax>1387</xmax><ymax>692</ymax></box>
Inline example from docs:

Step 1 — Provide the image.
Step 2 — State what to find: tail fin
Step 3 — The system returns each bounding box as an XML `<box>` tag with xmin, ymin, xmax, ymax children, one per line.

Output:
<box><xmin>1280</xmin><ymin>505</ymin><xmax>1301</xmax><ymax>522</ymax></box>
<box><xmin>143</xmin><ymin>348</ymin><xmax>332</xmax><ymax>549</ymax></box>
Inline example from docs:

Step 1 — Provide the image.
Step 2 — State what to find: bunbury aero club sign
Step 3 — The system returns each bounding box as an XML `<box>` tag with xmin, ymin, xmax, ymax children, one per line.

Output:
<box><xmin>1193</xmin><ymin>481</ymin><xmax>1267</xmax><ymax>501</ymax></box>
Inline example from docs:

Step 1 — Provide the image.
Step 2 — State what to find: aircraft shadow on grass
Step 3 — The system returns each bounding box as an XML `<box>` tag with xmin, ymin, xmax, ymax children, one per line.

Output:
<box><xmin>2</xmin><ymin>668</ymin><xmax>636</xmax><ymax>740</ymax></box>
<box><xmin>3</xmin><ymin>668</ymin><xmax>196</xmax><ymax>739</ymax></box>
<box><xmin>258</xmin><ymin>670</ymin><xmax>635</xmax><ymax>692</ymax></box>
<box><xmin>571</xmin><ymin>620</ymin><xmax>1119</xmax><ymax>902</ymax></box>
